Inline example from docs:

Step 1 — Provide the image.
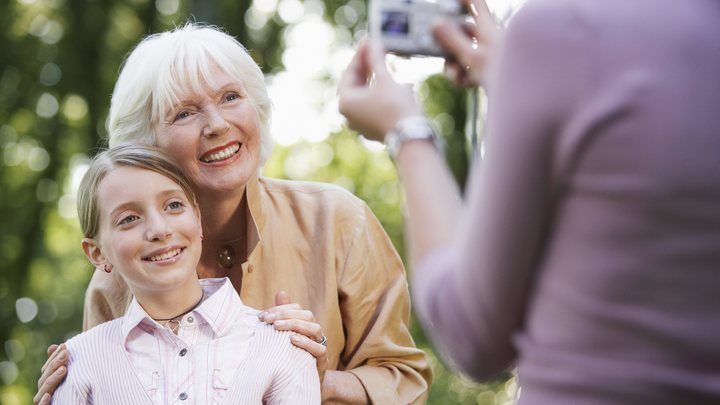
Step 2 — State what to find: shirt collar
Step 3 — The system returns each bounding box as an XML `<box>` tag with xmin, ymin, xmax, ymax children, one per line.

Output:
<box><xmin>193</xmin><ymin>277</ymin><xmax>246</xmax><ymax>337</ymax></box>
<box><xmin>119</xmin><ymin>277</ymin><xmax>248</xmax><ymax>341</ymax></box>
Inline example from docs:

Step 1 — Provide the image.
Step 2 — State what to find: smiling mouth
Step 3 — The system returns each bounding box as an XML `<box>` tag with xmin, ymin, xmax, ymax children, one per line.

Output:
<box><xmin>144</xmin><ymin>248</ymin><xmax>183</xmax><ymax>262</ymax></box>
<box><xmin>200</xmin><ymin>143</ymin><xmax>241</xmax><ymax>163</ymax></box>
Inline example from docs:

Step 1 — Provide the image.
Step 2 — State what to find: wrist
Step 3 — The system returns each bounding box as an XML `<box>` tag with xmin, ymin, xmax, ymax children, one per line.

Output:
<box><xmin>384</xmin><ymin>115</ymin><xmax>443</xmax><ymax>160</ymax></box>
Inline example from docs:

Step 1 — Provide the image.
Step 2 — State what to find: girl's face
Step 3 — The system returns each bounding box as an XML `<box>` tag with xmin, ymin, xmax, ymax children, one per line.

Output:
<box><xmin>154</xmin><ymin>67</ymin><xmax>262</xmax><ymax>196</ymax></box>
<box><xmin>82</xmin><ymin>166</ymin><xmax>203</xmax><ymax>300</ymax></box>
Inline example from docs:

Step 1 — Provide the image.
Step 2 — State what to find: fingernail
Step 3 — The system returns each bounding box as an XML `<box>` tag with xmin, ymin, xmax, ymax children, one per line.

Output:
<box><xmin>58</xmin><ymin>352</ymin><xmax>66</xmax><ymax>360</ymax></box>
<box><xmin>58</xmin><ymin>366</ymin><xmax>66</xmax><ymax>375</ymax></box>
<box><xmin>274</xmin><ymin>320</ymin><xmax>287</xmax><ymax>327</ymax></box>
<box><xmin>291</xmin><ymin>334</ymin><xmax>301</xmax><ymax>342</ymax></box>
<box><xmin>265</xmin><ymin>314</ymin><xmax>275</xmax><ymax>323</ymax></box>
<box><xmin>258</xmin><ymin>312</ymin><xmax>266</xmax><ymax>321</ymax></box>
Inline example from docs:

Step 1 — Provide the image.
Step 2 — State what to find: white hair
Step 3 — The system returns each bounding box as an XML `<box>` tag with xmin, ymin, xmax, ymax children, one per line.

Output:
<box><xmin>107</xmin><ymin>23</ymin><xmax>273</xmax><ymax>166</ymax></box>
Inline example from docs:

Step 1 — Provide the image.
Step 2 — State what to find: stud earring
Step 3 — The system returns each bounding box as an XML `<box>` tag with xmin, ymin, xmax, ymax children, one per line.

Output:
<box><xmin>104</xmin><ymin>264</ymin><xmax>111</xmax><ymax>273</ymax></box>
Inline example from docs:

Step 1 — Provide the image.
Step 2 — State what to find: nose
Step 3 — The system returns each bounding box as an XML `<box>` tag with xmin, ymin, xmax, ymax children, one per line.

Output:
<box><xmin>201</xmin><ymin>106</ymin><xmax>231</xmax><ymax>137</ymax></box>
<box><xmin>145</xmin><ymin>212</ymin><xmax>172</xmax><ymax>242</ymax></box>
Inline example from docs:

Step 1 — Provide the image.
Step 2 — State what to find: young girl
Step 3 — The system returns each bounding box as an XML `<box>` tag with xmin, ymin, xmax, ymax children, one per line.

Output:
<box><xmin>53</xmin><ymin>143</ymin><xmax>320</xmax><ymax>404</ymax></box>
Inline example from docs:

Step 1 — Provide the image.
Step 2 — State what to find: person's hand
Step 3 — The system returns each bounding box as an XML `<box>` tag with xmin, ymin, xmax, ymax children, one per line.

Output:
<box><xmin>338</xmin><ymin>40</ymin><xmax>422</xmax><ymax>142</ymax></box>
<box><xmin>433</xmin><ymin>0</ymin><xmax>499</xmax><ymax>87</ymax></box>
<box><xmin>34</xmin><ymin>343</ymin><xmax>67</xmax><ymax>405</ymax></box>
<box><xmin>259</xmin><ymin>291</ymin><xmax>330</xmax><ymax>380</ymax></box>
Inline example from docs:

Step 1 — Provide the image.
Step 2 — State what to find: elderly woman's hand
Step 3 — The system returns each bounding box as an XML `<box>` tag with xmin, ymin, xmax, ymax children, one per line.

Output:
<box><xmin>259</xmin><ymin>291</ymin><xmax>330</xmax><ymax>379</ymax></box>
<box><xmin>432</xmin><ymin>0</ymin><xmax>499</xmax><ymax>87</ymax></box>
<box><xmin>33</xmin><ymin>344</ymin><xmax>67</xmax><ymax>405</ymax></box>
<box><xmin>338</xmin><ymin>41</ymin><xmax>421</xmax><ymax>142</ymax></box>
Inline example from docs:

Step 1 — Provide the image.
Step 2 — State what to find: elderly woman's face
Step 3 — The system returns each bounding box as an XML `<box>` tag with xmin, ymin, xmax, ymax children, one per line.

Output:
<box><xmin>154</xmin><ymin>67</ymin><xmax>262</xmax><ymax>195</ymax></box>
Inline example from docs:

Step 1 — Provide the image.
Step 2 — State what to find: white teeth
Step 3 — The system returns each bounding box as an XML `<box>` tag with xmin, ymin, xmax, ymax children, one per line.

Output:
<box><xmin>200</xmin><ymin>144</ymin><xmax>240</xmax><ymax>163</ymax></box>
<box><xmin>146</xmin><ymin>248</ymin><xmax>181</xmax><ymax>262</ymax></box>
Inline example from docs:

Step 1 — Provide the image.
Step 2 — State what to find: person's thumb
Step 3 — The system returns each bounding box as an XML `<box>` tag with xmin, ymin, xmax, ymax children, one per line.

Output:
<box><xmin>275</xmin><ymin>290</ymin><xmax>291</xmax><ymax>306</ymax></box>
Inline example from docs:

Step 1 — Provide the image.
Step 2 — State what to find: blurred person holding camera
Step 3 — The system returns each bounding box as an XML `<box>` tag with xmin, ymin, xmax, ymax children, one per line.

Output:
<box><xmin>339</xmin><ymin>0</ymin><xmax>720</xmax><ymax>403</ymax></box>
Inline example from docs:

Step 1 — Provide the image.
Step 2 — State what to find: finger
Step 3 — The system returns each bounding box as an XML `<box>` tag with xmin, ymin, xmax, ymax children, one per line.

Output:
<box><xmin>432</xmin><ymin>19</ymin><xmax>476</xmax><ymax>68</ymax></box>
<box><xmin>274</xmin><ymin>290</ymin><xmax>291</xmax><ymax>306</ymax></box>
<box><xmin>339</xmin><ymin>41</ymin><xmax>372</xmax><ymax>91</ymax></box>
<box><xmin>365</xmin><ymin>40</ymin><xmax>392</xmax><ymax>83</ymax></box>
<box><xmin>465</xmin><ymin>0</ymin><xmax>494</xmax><ymax>26</ymax></box>
<box><xmin>46</xmin><ymin>344</ymin><xmax>59</xmax><ymax>357</ymax></box>
<box><xmin>290</xmin><ymin>333</ymin><xmax>328</xmax><ymax>359</ymax></box>
<box><xmin>444</xmin><ymin>61</ymin><xmax>462</xmax><ymax>85</ymax></box>
<box><xmin>37</xmin><ymin>393</ymin><xmax>51</xmax><ymax>405</ymax></box>
<box><xmin>40</xmin><ymin>344</ymin><xmax>66</xmax><ymax>379</ymax></box>
<box><xmin>34</xmin><ymin>366</ymin><xmax>66</xmax><ymax>404</ymax></box>
<box><xmin>272</xmin><ymin>318</ymin><xmax>323</xmax><ymax>341</ymax></box>
<box><xmin>263</xmin><ymin>309</ymin><xmax>316</xmax><ymax>324</ymax></box>
<box><xmin>259</xmin><ymin>303</ymin><xmax>303</xmax><ymax>320</ymax></box>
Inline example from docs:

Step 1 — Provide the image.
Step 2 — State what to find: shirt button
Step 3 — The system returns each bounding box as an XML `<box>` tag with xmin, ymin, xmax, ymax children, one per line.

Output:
<box><xmin>179</xmin><ymin>392</ymin><xmax>188</xmax><ymax>400</ymax></box>
<box><xmin>179</xmin><ymin>348</ymin><xmax>188</xmax><ymax>357</ymax></box>
<box><xmin>187</xmin><ymin>316</ymin><xmax>194</xmax><ymax>323</ymax></box>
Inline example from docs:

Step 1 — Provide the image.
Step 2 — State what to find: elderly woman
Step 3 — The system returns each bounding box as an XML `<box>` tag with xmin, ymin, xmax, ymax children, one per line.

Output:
<box><xmin>37</xmin><ymin>24</ymin><xmax>430</xmax><ymax>404</ymax></box>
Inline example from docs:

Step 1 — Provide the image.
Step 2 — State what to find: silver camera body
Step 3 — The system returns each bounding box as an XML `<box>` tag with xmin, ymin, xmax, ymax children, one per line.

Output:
<box><xmin>370</xmin><ymin>0</ymin><xmax>463</xmax><ymax>57</ymax></box>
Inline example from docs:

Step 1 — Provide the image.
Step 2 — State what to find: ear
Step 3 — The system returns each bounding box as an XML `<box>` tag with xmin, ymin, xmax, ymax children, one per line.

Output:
<box><xmin>82</xmin><ymin>237</ymin><xmax>108</xmax><ymax>270</ymax></box>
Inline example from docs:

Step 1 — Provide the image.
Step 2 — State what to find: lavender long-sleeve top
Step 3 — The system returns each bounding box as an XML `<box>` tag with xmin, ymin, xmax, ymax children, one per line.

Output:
<box><xmin>413</xmin><ymin>0</ymin><xmax>720</xmax><ymax>403</ymax></box>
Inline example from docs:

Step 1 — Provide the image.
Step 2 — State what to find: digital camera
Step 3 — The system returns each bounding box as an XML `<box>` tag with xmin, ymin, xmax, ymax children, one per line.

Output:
<box><xmin>369</xmin><ymin>0</ymin><xmax>464</xmax><ymax>57</ymax></box>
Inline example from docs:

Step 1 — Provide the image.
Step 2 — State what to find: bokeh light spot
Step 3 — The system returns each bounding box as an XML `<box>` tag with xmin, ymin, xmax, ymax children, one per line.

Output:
<box><xmin>39</xmin><ymin>63</ymin><xmax>62</xmax><ymax>86</ymax></box>
<box><xmin>62</xmin><ymin>94</ymin><xmax>89</xmax><ymax>121</ymax></box>
<box><xmin>28</xmin><ymin>146</ymin><xmax>50</xmax><ymax>171</ymax></box>
<box><xmin>155</xmin><ymin>0</ymin><xmax>179</xmax><ymax>16</ymax></box>
<box><xmin>0</xmin><ymin>361</ymin><xmax>18</xmax><ymax>385</ymax></box>
<box><xmin>15</xmin><ymin>297</ymin><xmax>39</xmax><ymax>323</ymax></box>
<box><xmin>36</xmin><ymin>93</ymin><xmax>59</xmax><ymax>118</ymax></box>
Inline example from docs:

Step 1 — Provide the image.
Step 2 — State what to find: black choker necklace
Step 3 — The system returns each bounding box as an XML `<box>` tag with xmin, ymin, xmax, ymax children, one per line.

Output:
<box><xmin>154</xmin><ymin>292</ymin><xmax>204</xmax><ymax>322</ymax></box>
<box><xmin>218</xmin><ymin>245</ymin><xmax>235</xmax><ymax>269</ymax></box>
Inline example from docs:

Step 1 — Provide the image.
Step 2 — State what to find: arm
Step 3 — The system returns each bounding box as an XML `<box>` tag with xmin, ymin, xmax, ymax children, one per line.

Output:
<box><xmin>413</xmin><ymin>0</ymin><xmax>585</xmax><ymax>379</ymax></box>
<box><xmin>340</xmin><ymin>0</ymin><xmax>584</xmax><ymax>380</ymax></box>
<box><xmin>334</xmin><ymin>202</ymin><xmax>432</xmax><ymax>404</ymax></box>
<box><xmin>338</xmin><ymin>41</ymin><xmax>462</xmax><ymax>264</ymax></box>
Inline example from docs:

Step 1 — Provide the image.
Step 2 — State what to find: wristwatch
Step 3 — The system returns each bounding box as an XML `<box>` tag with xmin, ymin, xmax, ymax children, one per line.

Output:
<box><xmin>384</xmin><ymin>116</ymin><xmax>442</xmax><ymax>160</ymax></box>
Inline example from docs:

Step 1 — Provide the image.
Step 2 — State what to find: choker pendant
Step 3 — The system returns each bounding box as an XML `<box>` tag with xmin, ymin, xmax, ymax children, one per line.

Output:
<box><xmin>218</xmin><ymin>245</ymin><xmax>235</xmax><ymax>269</ymax></box>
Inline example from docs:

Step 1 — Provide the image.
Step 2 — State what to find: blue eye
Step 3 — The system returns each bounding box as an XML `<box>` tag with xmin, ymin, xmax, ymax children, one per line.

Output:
<box><xmin>119</xmin><ymin>215</ymin><xmax>139</xmax><ymax>226</ymax></box>
<box><xmin>174</xmin><ymin>110</ymin><xmax>191</xmax><ymax>121</ymax></box>
<box><xmin>168</xmin><ymin>200</ymin><xmax>185</xmax><ymax>210</ymax></box>
<box><xmin>224</xmin><ymin>92</ymin><xmax>240</xmax><ymax>102</ymax></box>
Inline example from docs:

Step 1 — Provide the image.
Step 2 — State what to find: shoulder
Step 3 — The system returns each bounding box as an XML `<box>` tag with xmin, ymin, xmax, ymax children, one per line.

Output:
<box><xmin>246</xmin><ymin>318</ymin><xmax>315</xmax><ymax>363</ymax></box>
<box><xmin>506</xmin><ymin>0</ymin><xmax>596</xmax><ymax>42</ymax></box>
<box><xmin>65</xmin><ymin>320</ymin><xmax>123</xmax><ymax>362</ymax></box>
<box><xmin>258</xmin><ymin>176</ymin><xmax>369</xmax><ymax>219</ymax></box>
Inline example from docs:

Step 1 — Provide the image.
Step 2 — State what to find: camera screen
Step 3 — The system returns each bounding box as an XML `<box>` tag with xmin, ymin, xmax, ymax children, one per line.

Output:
<box><xmin>381</xmin><ymin>11</ymin><xmax>409</xmax><ymax>35</ymax></box>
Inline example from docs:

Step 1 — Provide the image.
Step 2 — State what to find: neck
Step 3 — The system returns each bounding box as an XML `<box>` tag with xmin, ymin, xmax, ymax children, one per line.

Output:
<box><xmin>134</xmin><ymin>277</ymin><xmax>204</xmax><ymax>320</ymax></box>
<box><xmin>196</xmin><ymin>185</ymin><xmax>247</xmax><ymax>242</ymax></box>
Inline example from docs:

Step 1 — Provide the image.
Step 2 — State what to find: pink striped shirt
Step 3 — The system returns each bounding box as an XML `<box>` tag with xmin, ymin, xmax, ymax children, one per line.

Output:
<box><xmin>53</xmin><ymin>278</ymin><xmax>320</xmax><ymax>404</ymax></box>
